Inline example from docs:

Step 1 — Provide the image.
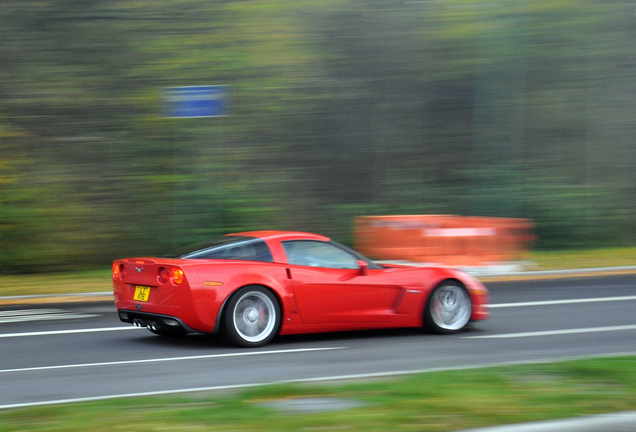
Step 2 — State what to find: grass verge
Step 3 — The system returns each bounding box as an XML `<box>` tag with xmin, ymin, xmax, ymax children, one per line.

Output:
<box><xmin>1</xmin><ymin>356</ymin><xmax>634</xmax><ymax>431</ymax></box>
<box><xmin>530</xmin><ymin>247</ymin><xmax>636</xmax><ymax>270</ymax></box>
<box><xmin>0</xmin><ymin>269</ymin><xmax>111</xmax><ymax>298</ymax></box>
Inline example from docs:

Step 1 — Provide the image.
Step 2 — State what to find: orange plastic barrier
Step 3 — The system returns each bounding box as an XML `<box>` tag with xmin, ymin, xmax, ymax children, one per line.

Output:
<box><xmin>354</xmin><ymin>215</ymin><xmax>535</xmax><ymax>266</ymax></box>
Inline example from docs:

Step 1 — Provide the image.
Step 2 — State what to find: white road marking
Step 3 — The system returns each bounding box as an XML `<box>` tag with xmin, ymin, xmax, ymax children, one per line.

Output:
<box><xmin>0</xmin><ymin>309</ymin><xmax>97</xmax><ymax>324</ymax></box>
<box><xmin>0</xmin><ymin>327</ymin><xmax>139</xmax><ymax>339</ymax></box>
<box><xmin>489</xmin><ymin>295</ymin><xmax>636</xmax><ymax>308</ymax></box>
<box><xmin>0</xmin><ymin>309</ymin><xmax>60</xmax><ymax>316</ymax></box>
<box><xmin>0</xmin><ymin>347</ymin><xmax>346</xmax><ymax>375</ymax></box>
<box><xmin>463</xmin><ymin>325</ymin><xmax>636</xmax><ymax>339</ymax></box>
<box><xmin>0</xmin><ymin>314</ymin><xmax>98</xmax><ymax>324</ymax></box>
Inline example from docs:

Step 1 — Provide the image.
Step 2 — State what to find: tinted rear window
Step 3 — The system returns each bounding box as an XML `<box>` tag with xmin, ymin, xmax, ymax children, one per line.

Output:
<box><xmin>162</xmin><ymin>236</ymin><xmax>273</xmax><ymax>262</ymax></box>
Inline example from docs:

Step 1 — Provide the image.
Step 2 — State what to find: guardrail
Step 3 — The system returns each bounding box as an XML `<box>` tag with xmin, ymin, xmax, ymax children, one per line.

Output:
<box><xmin>354</xmin><ymin>215</ymin><xmax>535</xmax><ymax>266</ymax></box>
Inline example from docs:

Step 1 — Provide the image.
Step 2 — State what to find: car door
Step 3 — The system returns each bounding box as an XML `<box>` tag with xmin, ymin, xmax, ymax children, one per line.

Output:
<box><xmin>282</xmin><ymin>240</ymin><xmax>401</xmax><ymax>324</ymax></box>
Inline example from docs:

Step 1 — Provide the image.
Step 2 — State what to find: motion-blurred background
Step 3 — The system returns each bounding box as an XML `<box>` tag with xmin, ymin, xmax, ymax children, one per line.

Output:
<box><xmin>1</xmin><ymin>0</ymin><xmax>635</xmax><ymax>273</ymax></box>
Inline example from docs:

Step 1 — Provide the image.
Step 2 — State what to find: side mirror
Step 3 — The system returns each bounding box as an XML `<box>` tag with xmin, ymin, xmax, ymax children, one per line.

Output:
<box><xmin>357</xmin><ymin>260</ymin><xmax>369</xmax><ymax>276</ymax></box>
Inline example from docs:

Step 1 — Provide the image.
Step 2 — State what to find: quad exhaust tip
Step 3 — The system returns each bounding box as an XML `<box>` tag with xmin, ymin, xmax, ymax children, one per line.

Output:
<box><xmin>133</xmin><ymin>318</ymin><xmax>157</xmax><ymax>330</ymax></box>
<box><xmin>131</xmin><ymin>317</ymin><xmax>174</xmax><ymax>332</ymax></box>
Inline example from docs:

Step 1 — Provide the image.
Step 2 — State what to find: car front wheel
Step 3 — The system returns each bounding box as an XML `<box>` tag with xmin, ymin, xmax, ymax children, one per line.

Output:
<box><xmin>424</xmin><ymin>281</ymin><xmax>472</xmax><ymax>333</ymax></box>
<box><xmin>222</xmin><ymin>286</ymin><xmax>280</xmax><ymax>348</ymax></box>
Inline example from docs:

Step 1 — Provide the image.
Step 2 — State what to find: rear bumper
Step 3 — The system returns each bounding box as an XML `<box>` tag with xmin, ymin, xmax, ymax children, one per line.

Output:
<box><xmin>117</xmin><ymin>309</ymin><xmax>199</xmax><ymax>334</ymax></box>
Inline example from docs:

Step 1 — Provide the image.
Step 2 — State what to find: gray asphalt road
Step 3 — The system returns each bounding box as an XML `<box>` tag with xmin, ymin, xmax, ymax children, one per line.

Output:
<box><xmin>0</xmin><ymin>274</ymin><xmax>634</xmax><ymax>410</ymax></box>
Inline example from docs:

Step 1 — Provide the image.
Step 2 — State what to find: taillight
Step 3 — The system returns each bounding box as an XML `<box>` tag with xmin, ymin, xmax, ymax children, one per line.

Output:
<box><xmin>112</xmin><ymin>263</ymin><xmax>127</xmax><ymax>280</ymax></box>
<box><xmin>170</xmin><ymin>268</ymin><xmax>185</xmax><ymax>285</ymax></box>
<box><xmin>157</xmin><ymin>267</ymin><xmax>170</xmax><ymax>285</ymax></box>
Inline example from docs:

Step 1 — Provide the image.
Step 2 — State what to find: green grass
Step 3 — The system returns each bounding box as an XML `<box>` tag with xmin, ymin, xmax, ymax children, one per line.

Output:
<box><xmin>0</xmin><ymin>269</ymin><xmax>111</xmax><ymax>298</ymax></box>
<box><xmin>531</xmin><ymin>247</ymin><xmax>636</xmax><ymax>271</ymax></box>
<box><xmin>1</xmin><ymin>356</ymin><xmax>634</xmax><ymax>431</ymax></box>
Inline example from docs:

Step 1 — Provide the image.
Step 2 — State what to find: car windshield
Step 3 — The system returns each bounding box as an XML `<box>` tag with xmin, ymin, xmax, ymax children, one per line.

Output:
<box><xmin>330</xmin><ymin>241</ymin><xmax>385</xmax><ymax>269</ymax></box>
<box><xmin>162</xmin><ymin>236</ymin><xmax>274</xmax><ymax>262</ymax></box>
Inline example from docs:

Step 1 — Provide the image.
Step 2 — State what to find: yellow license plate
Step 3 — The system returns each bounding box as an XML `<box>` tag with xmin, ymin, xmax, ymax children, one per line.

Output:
<box><xmin>133</xmin><ymin>285</ymin><xmax>152</xmax><ymax>302</ymax></box>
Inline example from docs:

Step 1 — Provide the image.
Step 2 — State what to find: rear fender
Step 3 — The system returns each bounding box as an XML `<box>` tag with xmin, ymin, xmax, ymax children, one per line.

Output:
<box><xmin>213</xmin><ymin>284</ymin><xmax>287</xmax><ymax>335</ymax></box>
<box><xmin>182</xmin><ymin>263</ymin><xmax>291</xmax><ymax>332</ymax></box>
<box><xmin>209</xmin><ymin>269</ymin><xmax>292</xmax><ymax>334</ymax></box>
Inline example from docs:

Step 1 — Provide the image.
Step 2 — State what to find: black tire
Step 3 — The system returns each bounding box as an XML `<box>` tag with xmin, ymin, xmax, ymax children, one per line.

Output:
<box><xmin>222</xmin><ymin>286</ymin><xmax>280</xmax><ymax>348</ymax></box>
<box><xmin>423</xmin><ymin>281</ymin><xmax>472</xmax><ymax>334</ymax></box>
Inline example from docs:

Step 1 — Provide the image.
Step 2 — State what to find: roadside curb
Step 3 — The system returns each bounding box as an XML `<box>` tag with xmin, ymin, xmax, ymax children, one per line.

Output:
<box><xmin>457</xmin><ymin>410</ymin><xmax>636</xmax><ymax>432</ymax></box>
<box><xmin>1</xmin><ymin>265</ymin><xmax>636</xmax><ymax>307</ymax></box>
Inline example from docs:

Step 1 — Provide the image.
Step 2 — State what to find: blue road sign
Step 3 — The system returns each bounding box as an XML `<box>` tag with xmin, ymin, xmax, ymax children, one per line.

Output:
<box><xmin>164</xmin><ymin>85</ymin><xmax>229</xmax><ymax>118</ymax></box>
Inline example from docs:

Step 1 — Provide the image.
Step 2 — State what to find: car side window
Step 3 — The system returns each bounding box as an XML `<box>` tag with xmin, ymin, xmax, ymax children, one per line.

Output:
<box><xmin>282</xmin><ymin>241</ymin><xmax>359</xmax><ymax>269</ymax></box>
<box><xmin>176</xmin><ymin>238</ymin><xmax>274</xmax><ymax>262</ymax></box>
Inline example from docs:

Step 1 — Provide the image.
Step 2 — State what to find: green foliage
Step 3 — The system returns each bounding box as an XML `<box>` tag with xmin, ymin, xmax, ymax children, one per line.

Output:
<box><xmin>1</xmin><ymin>0</ymin><xmax>636</xmax><ymax>272</ymax></box>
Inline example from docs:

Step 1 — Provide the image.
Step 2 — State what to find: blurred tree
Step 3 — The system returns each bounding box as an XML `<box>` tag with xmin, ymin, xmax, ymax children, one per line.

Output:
<box><xmin>1</xmin><ymin>0</ymin><xmax>635</xmax><ymax>272</ymax></box>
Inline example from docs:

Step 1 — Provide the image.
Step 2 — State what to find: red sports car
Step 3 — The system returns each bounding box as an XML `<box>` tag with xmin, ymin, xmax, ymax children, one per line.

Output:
<box><xmin>113</xmin><ymin>231</ymin><xmax>489</xmax><ymax>347</ymax></box>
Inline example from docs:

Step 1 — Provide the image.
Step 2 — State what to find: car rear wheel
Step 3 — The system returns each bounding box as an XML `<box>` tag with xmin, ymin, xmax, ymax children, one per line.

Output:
<box><xmin>222</xmin><ymin>286</ymin><xmax>280</xmax><ymax>348</ymax></box>
<box><xmin>424</xmin><ymin>281</ymin><xmax>472</xmax><ymax>333</ymax></box>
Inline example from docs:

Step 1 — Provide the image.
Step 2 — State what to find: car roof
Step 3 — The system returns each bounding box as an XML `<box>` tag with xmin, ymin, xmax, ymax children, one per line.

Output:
<box><xmin>229</xmin><ymin>230</ymin><xmax>330</xmax><ymax>242</ymax></box>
